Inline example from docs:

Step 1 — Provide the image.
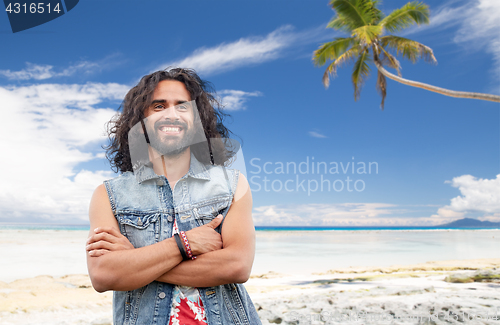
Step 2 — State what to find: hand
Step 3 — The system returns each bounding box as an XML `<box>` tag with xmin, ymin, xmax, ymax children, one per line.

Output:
<box><xmin>86</xmin><ymin>227</ymin><xmax>134</xmax><ymax>257</ymax></box>
<box><xmin>185</xmin><ymin>215</ymin><xmax>223</xmax><ymax>256</ymax></box>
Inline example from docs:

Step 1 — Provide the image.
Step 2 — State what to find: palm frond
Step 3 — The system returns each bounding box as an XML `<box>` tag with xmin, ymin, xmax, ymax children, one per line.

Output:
<box><xmin>327</xmin><ymin>16</ymin><xmax>355</xmax><ymax>33</ymax></box>
<box><xmin>362</xmin><ymin>0</ymin><xmax>384</xmax><ymax>25</ymax></box>
<box><xmin>352</xmin><ymin>25</ymin><xmax>382</xmax><ymax>45</ymax></box>
<box><xmin>376</xmin><ymin>69</ymin><xmax>387</xmax><ymax>109</ymax></box>
<box><xmin>330</xmin><ymin>0</ymin><xmax>382</xmax><ymax>30</ymax></box>
<box><xmin>379</xmin><ymin>46</ymin><xmax>402</xmax><ymax>76</ymax></box>
<box><xmin>379</xmin><ymin>1</ymin><xmax>430</xmax><ymax>33</ymax></box>
<box><xmin>337</xmin><ymin>45</ymin><xmax>363</xmax><ymax>67</ymax></box>
<box><xmin>322</xmin><ymin>46</ymin><xmax>362</xmax><ymax>88</ymax></box>
<box><xmin>313</xmin><ymin>37</ymin><xmax>356</xmax><ymax>67</ymax></box>
<box><xmin>380</xmin><ymin>36</ymin><xmax>436</xmax><ymax>64</ymax></box>
<box><xmin>352</xmin><ymin>49</ymin><xmax>371</xmax><ymax>100</ymax></box>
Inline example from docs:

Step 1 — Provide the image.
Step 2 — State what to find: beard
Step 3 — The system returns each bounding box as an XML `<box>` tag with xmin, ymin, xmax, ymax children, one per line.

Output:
<box><xmin>146</xmin><ymin>120</ymin><xmax>197</xmax><ymax>157</ymax></box>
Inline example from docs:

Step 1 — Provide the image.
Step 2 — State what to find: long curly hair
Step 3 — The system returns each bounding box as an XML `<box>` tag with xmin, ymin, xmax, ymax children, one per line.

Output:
<box><xmin>105</xmin><ymin>68</ymin><xmax>235</xmax><ymax>173</ymax></box>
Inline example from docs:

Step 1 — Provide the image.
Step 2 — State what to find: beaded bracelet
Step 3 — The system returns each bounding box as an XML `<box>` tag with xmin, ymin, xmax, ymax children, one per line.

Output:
<box><xmin>180</xmin><ymin>231</ymin><xmax>196</xmax><ymax>260</ymax></box>
<box><xmin>174</xmin><ymin>233</ymin><xmax>188</xmax><ymax>261</ymax></box>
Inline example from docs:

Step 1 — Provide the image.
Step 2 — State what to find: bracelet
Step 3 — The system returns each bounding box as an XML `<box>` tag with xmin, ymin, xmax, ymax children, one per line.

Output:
<box><xmin>174</xmin><ymin>233</ymin><xmax>189</xmax><ymax>261</ymax></box>
<box><xmin>180</xmin><ymin>231</ymin><xmax>196</xmax><ymax>260</ymax></box>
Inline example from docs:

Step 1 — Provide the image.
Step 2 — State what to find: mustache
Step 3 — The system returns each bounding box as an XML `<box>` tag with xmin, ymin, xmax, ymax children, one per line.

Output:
<box><xmin>154</xmin><ymin>120</ymin><xmax>187</xmax><ymax>129</ymax></box>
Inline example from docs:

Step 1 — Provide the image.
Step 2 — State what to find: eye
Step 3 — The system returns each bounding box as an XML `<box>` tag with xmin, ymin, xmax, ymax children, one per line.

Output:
<box><xmin>153</xmin><ymin>104</ymin><xmax>165</xmax><ymax>110</ymax></box>
<box><xmin>176</xmin><ymin>104</ymin><xmax>189</xmax><ymax>111</ymax></box>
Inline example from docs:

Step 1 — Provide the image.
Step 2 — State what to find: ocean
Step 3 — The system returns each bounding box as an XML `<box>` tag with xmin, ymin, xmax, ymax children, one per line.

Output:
<box><xmin>252</xmin><ymin>228</ymin><xmax>500</xmax><ymax>275</ymax></box>
<box><xmin>1</xmin><ymin>225</ymin><xmax>499</xmax><ymax>282</ymax></box>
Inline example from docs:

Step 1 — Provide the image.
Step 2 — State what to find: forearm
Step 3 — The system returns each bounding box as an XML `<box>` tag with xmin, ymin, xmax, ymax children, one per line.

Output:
<box><xmin>156</xmin><ymin>246</ymin><xmax>253</xmax><ymax>287</ymax></box>
<box><xmin>88</xmin><ymin>237</ymin><xmax>182</xmax><ymax>292</ymax></box>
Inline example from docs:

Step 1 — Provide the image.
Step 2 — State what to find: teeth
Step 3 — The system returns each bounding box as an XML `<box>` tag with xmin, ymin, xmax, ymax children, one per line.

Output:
<box><xmin>160</xmin><ymin>126</ymin><xmax>180</xmax><ymax>132</ymax></box>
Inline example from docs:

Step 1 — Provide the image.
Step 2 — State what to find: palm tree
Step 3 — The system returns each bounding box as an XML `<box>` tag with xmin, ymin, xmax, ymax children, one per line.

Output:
<box><xmin>313</xmin><ymin>0</ymin><xmax>500</xmax><ymax>109</ymax></box>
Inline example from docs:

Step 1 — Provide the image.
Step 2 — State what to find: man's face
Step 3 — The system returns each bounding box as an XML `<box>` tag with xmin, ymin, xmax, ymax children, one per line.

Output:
<box><xmin>143</xmin><ymin>80</ymin><xmax>196</xmax><ymax>157</ymax></box>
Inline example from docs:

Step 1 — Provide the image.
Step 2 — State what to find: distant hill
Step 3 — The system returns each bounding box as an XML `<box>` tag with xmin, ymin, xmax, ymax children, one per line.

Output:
<box><xmin>437</xmin><ymin>218</ymin><xmax>500</xmax><ymax>228</ymax></box>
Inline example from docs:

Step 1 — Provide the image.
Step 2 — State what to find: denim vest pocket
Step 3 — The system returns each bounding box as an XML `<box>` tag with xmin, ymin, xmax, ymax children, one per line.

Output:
<box><xmin>193</xmin><ymin>198</ymin><xmax>231</xmax><ymax>227</ymax></box>
<box><xmin>116</xmin><ymin>211</ymin><xmax>160</xmax><ymax>248</ymax></box>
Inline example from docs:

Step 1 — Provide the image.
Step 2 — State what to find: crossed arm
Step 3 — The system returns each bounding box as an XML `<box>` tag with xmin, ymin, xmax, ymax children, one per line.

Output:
<box><xmin>86</xmin><ymin>174</ymin><xmax>255</xmax><ymax>292</ymax></box>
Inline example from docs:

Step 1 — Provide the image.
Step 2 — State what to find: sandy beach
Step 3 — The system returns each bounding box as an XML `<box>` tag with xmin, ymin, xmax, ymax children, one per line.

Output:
<box><xmin>251</xmin><ymin>258</ymin><xmax>500</xmax><ymax>324</ymax></box>
<box><xmin>1</xmin><ymin>259</ymin><xmax>499</xmax><ymax>324</ymax></box>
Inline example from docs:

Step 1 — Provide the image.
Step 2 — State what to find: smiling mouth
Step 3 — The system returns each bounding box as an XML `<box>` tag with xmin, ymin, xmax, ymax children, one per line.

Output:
<box><xmin>158</xmin><ymin>126</ymin><xmax>183</xmax><ymax>134</ymax></box>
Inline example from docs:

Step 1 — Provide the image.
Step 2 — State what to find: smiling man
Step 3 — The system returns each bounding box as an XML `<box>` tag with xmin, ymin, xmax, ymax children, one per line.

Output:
<box><xmin>85</xmin><ymin>68</ymin><xmax>261</xmax><ymax>325</ymax></box>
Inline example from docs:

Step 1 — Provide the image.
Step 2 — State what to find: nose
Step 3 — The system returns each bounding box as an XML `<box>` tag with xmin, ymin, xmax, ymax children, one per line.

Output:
<box><xmin>161</xmin><ymin>105</ymin><xmax>180</xmax><ymax>121</ymax></box>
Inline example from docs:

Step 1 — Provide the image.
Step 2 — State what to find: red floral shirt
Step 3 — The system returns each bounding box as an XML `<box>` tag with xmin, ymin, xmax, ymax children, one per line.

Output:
<box><xmin>168</xmin><ymin>220</ymin><xmax>208</xmax><ymax>325</ymax></box>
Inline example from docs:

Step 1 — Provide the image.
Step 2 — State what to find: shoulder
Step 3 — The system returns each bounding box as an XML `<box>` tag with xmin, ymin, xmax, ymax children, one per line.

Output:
<box><xmin>234</xmin><ymin>173</ymin><xmax>250</xmax><ymax>202</ymax></box>
<box><xmin>91</xmin><ymin>183</ymin><xmax>107</xmax><ymax>200</ymax></box>
<box><xmin>90</xmin><ymin>183</ymin><xmax>114</xmax><ymax>216</ymax></box>
<box><xmin>91</xmin><ymin>171</ymin><xmax>128</xmax><ymax>204</ymax></box>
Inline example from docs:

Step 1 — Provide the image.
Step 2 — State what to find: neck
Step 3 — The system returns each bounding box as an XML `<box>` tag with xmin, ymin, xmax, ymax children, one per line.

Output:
<box><xmin>148</xmin><ymin>146</ymin><xmax>191</xmax><ymax>188</ymax></box>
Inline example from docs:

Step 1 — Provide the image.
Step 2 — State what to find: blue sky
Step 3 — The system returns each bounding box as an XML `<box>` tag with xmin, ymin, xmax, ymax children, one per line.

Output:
<box><xmin>0</xmin><ymin>0</ymin><xmax>498</xmax><ymax>226</ymax></box>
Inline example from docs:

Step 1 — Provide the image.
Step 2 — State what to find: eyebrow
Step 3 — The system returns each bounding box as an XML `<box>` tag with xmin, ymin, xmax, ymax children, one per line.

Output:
<box><xmin>151</xmin><ymin>99</ymin><xmax>189</xmax><ymax>106</ymax></box>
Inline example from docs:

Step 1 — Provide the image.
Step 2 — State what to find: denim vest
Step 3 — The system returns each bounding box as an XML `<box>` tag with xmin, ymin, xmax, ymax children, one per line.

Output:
<box><xmin>103</xmin><ymin>153</ymin><xmax>261</xmax><ymax>325</ymax></box>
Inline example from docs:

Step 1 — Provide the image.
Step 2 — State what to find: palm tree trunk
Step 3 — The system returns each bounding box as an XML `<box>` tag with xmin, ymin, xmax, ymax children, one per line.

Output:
<box><xmin>374</xmin><ymin>60</ymin><xmax>500</xmax><ymax>103</ymax></box>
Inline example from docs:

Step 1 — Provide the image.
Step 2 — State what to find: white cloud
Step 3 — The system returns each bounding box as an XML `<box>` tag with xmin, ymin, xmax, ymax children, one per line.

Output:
<box><xmin>453</xmin><ymin>0</ymin><xmax>500</xmax><ymax>44</ymax></box>
<box><xmin>218</xmin><ymin>90</ymin><xmax>261</xmax><ymax>111</ymax></box>
<box><xmin>428</xmin><ymin>5</ymin><xmax>463</xmax><ymax>29</ymax></box>
<box><xmin>478</xmin><ymin>213</ymin><xmax>500</xmax><ymax>223</ymax></box>
<box><xmin>431</xmin><ymin>174</ymin><xmax>500</xmax><ymax>221</ymax></box>
<box><xmin>252</xmin><ymin>203</ymin><xmax>417</xmax><ymax>226</ymax></box>
<box><xmin>0</xmin><ymin>63</ymin><xmax>54</xmax><ymax>80</ymax></box>
<box><xmin>0</xmin><ymin>55</ymin><xmax>124</xmax><ymax>81</ymax></box>
<box><xmin>401</xmin><ymin>0</ymin><xmax>476</xmax><ymax>36</ymax></box>
<box><xmin>403</xmin><ymin>4</ymin><xmax>464</xmax><ymax>35</ymax></box>
<box><xmin>0</xmin><ymin>62</ymin><xmax>100</xmax><ymax>81</ymax></box>
<box><xmin>158</xmin><ymin>24</ymin><xmax>333</xmax><ymax>76</ymax></box>
<box><xmin>446</xmin><ymin>174</ymin><xmax>500</xmax><ymax>213</ymax></box>
<box><xmin>159</xmin><ymin>25</ymin><xmax>294</xmax><ymax>75</ymax></box>
<box><xmin>0</xmin><ymin>82</ymin><xmax>129</xmax><ymax>223</ymax></box>
<box><xmin>309</xmin><ymin>131</ymin><xmax>327</xmax><ymax>138</ymax></box>
<box><xmin>404</xmin><ymin>0</ymin><xmax>500</xmax><ymax>82</ymax></box>
<box><xmin>453</xmin><ymin>0</ymin><xmax>500</xmax><ymax>81</ymax></box>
